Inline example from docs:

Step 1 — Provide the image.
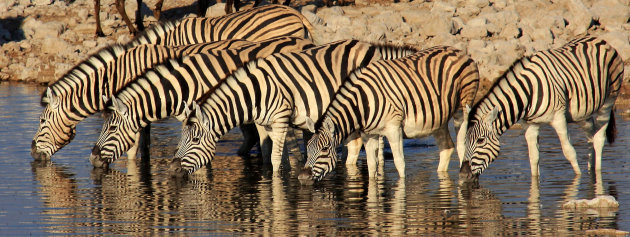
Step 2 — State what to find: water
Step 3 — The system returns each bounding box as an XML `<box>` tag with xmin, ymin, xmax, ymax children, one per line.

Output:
<box><xmin>1</xmin><ymin>82</ymin><xmax>629</xmax><ymax>235</ymax></box>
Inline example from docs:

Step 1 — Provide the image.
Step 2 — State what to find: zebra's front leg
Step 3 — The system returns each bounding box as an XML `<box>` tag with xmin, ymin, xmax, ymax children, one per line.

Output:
<box><xmin>363</xmin><ymin>134</ymin><xmax>381</xmax><ymax>178</ymax></box>
<box><xmin>345</xmin><ymin>136</ymin><xmax>362</xmax><ymax>166</ymax></box>
<box><xmin>385</xmin><ymin>127</ymin><xmax>405</xmax><ymax>178</ymax></box>
<box><xmin>127</xmin><ymin>131</ymin><xmax>142</xmax><ymax>159</ymax></box>
<box><xmin>550</xmin><ymin>115</ymin><xmax>581</xmax><ymax>175</ymax></box>
<box><xmin>577</xmin><ymin>118</ymin><xmax>596</xmax><ymax>168</ymax></box>
<box><xmin>269</xmin><ymin>122</ymin><xmax>289</xmax><ymax>173</ymax></box>
<box><xmin>456</xmin><ymin>107</ymin><xmax>470</xmax><ymax>164</ymax></box>
<box><xmin>434</xmin><ymin>126</ymin><xmax>455</xmax><ymax>172</ymax></box>
<box><xmin>524</xmin><ymin>123</ymin><xmax>541</xmax><ymax>176</ymax></box>
<box><xmin>256</xmin><ymin>124</ymin><xmax>271</xmax><ymax>162</ymax></box>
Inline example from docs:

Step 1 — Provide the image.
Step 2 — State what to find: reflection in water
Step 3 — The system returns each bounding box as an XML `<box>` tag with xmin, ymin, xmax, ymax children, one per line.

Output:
<box><xmin>2</xmin><ymin>83</ymin><xmax>630</xmax><ymax>235</ymax></box>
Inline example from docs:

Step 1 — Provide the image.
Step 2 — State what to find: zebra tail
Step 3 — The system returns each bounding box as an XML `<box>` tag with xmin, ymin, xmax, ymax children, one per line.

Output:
<box><xmin>296</xmin><ymin>9</ymin><xmax>316</xmax><ymax>43</ymax></box>
<box><xmin>606</xmin><ymin>109</ymin><xmax>616</xmax><ymax>144</ymax></box>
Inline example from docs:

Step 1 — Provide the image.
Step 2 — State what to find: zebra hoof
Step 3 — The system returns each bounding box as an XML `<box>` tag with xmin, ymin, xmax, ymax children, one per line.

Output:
<box><xmin>168</xmin><ymin>158</ymin><xmax>188</xmax><ymax>179</ymax></box>
<box><xmin>298</xmin><ymin>168</ymin><xmax>315</xmax><ymax>185</ymax></box>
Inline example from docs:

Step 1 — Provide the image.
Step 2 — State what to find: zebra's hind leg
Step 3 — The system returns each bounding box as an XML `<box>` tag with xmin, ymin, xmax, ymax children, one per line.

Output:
<box><xmin>590</xmin><ymin>103</ymin><xmax>616</xmax><ymax>172</ymax></box>
<box><xmin>524</xmin><ymin>123</ymin><xmax>541</xmax><ymax>176</ymax></box>
<box><xmin>256</xmin><ymin>124</ymin><xmax>271</xmax><ymax>162</ymax></box>
<box><xmin>577</xmin><ymin>118</ymin><xmax>596</xmax><ymax>167</ymax></box>
<box><xmin>237</xmin><ymin>124</ymin><xmax>259</xmax><ymax>156</ymax></box>
<box><xmin>550</xmin><ymin>115</ymin><xmax>581</xmax><ymax>175</ymax></box>
<box><xmin>434</xmin><ymin>126</ymin><xmax>455</xmax><ymax>172</ymax></box>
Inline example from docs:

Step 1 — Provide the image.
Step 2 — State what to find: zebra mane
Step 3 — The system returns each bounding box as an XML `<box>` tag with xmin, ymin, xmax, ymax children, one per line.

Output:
<box><xmin>123</xmin><ymin>18</ymin><xmax>182</xmax><ymax>48</ymax></box>
<box><xmin>42</xmin><ymin>44</ymin><xmax>127</xmax><ymax>107</ymax></box>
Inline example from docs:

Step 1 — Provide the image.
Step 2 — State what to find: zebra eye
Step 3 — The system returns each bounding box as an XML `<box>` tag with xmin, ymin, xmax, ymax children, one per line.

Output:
<box><xmin>108</xmin><ymin>125</ymin><xmax>117</xmax><ymax>132</ymax></box>
<box><xmin>192</xmin><ymin>137</ymin><xmax>200</xmax><ymax>144</ymax></box>
<box><xmin>476</xmin><ymin>137</ymin><xmax>486</xmax><ymax>145</ymax></box>
<box><xmin>40</xmin><ymin>119</ymin><xmax>45</xmax><ymax>124</ymax></box>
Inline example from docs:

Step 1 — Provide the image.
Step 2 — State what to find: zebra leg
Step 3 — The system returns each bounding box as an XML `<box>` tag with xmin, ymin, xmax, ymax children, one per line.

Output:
<box><xmin>237</xmin><ymin>124</ymin><xmax>259</xmax><ymax>157</ymax></box>
<box><xmin>139</xmin><ymin>123</ymin><xmax>151</xmax><ymax>162</ymax></box>
<box><xmin>578</xmin><ymin>118</ymin><xmax>596</xmax><ymax>168</ymax></box>
<box><xmin>591</xmin><ymin>108</ymin><xmax>614</xmax><ymax>172</ymax></box>
<box><xmin>523</xmin><ymin>123</ymin><xmax>541</xmax><ymax>176</ymax></box>
<box><xmin>115</xmin><ymin>0</ymin><xmax>139</xmax><ymax>35</ymax></box>
<box><xmin>256</xmin><ymin>124</ymin><xmax>271</xmax><ymax>162</ymax></box>
<box><xmin>269</xmin><ymin>122</ymin><xmax>289</xmax><ymax>173</ymax></box>
<box><xmin>134</xmin><ymin>0</ymin><xmax>144</xmax><ymax>32</ymax></box>
<box><xmin>127</xmin><ymin>131</ymin><xmax>142</xmax><ymax>159</ymax></box>
<box><xmin>434</xmin><ymin>126</ymin><xmax>455</xmax><ymax>172</ymax></box>
<box><xmin>550</xmin><ymin>115</ymin><xmax>581</xmax><ymax>175</ymax></box>
<box><xmin>94</xmin><ymin>0</ymin><xmax>105</xmax><ymax>37</ymax></box>
<box><xmin>363</xmin><ymin>134</ymin><xmax>380</xmax><ymax>178</ymax></box>
<box><xmin>385</xmin><ymin>127</ymin><xmax>405</xmax><ymax>178</ymax></box>
<box><xmin>455</xmin><ymin>107</ymin><xmax>470</xmax><ymax>165</ymax></box>
<box><xmin>344</xmin><ymin>136</ymin><xmax>362</xmax><ymax>166</ymax></box>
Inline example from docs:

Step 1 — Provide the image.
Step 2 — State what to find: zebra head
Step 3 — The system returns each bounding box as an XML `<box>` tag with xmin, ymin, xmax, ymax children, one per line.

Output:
<box><xmin>90</xmin><ymin>95</ymin><xmax>140</xmax><ymax>168</ymax></box>
<box><xmin>172</xmin><ymin>102</ymin><xmax>216</xmax><ymax>178</ymax></box>
<box><xmin>460</xmin><ymin>106</ymin><xmax>501</xmax><ymax>182</ymax></box>
<box><xmin>299</xmin><ymin>117</ymin><xmax>339</xmax><ymax>184</ymax></box>
<box><xmin>32</xmin><ymin>88</ymin><xmax>76</xmax><ymax>160</ymax></box>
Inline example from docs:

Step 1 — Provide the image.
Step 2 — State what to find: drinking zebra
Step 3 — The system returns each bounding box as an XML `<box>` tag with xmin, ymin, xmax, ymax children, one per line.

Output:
<box><xmin>90</xmin><ymin>36</ymin><xmax>315</xmax><ymax>168</ymax></box>
<box><xmin>298</xmin><ymin>46</ymin><xmax>480</xmax><ymax>183</ymax></box>
<box><xmin>31</xmin><ymin>39</ymin><xmax>253</xmax><ymax>161</ymax></box>
<box><xmin>172</xmin><ymin>40</ymin><xmax>419</xmax><ymax>177</ymax></box>
<box><xmin>459</xmin><ymin>36</ymin><xmax>624</xmax><ymax>181</ymax></box>
<box><xmin>125</xmin><ymin>4</ymin><xmax>314</xmax><ymax>48</ymax></box>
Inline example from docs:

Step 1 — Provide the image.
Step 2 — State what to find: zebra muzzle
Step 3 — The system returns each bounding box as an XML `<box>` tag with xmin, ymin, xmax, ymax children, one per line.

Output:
<box><xmin>89</xmin><ymin>146</ymin><xmax>110</xmax><ymax>168</ymax></box>
<box><xmin>298</xmin><ymin>168</ymin><xmax>315</xmax><ymax>186</ymax></box>
<box><xmin>459</xmin><ymin>160</ymin><xmax>479</xmax><ymax>183</ymax></box>
<box><xmin>30</xmin><ymin>140</ymin><xmax>50</xmax><ymax>160</ymax></box>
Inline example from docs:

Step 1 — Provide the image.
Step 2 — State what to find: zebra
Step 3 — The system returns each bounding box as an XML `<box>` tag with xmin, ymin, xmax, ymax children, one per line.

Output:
<box><xmin>459</xmin><ymin>36</ymin><xmax>624</xmax><ymax>182</ymax></box>
<box><xmin>297</xmin><ymin>46</ymin><xmax>480</xmax><ymax>183</ymax></box>
<box><xmin>31</xmin><ymin>39</ymin><xmax>254</xmax><ymax>161</ymax></box>
<box><xmin>125</xmin><ymin>4</ymin><xmax>314</xmax><ymax>48</ymax></box>
<box><xmin>172</xmin><ymin>39</ymin><xmax>420</xmax><ymax>177</ymax></box>
<box><xmin>89</xmin><ymin>36</ymin><xmax>315</xmax><ymax>168</ymax></box>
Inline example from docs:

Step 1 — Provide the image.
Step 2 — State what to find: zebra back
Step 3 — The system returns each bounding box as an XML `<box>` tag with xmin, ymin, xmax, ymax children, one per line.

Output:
<box><xmin>125</xmin><ymin>5</ymin><xmax>314</xmax><ymax>48</ymax></box>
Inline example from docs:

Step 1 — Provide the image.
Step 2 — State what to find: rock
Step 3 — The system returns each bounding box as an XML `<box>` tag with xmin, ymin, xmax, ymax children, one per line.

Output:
<box><xmin>32</xmin><ymin>0</ymin><xmax>52</xmax><ymax>6</ymax></box>
<box><xmin>22</xmin><ymin>18</ymin><xmax>66</xmax><ymax>39</ymax></box>
<box><xmin>431</xmin><ymin>1</ymin><xmax>455</xmax><ymax>16</ymax></box>
<box><xmin>591</xmin><ymin>0</ymin><xmax>630</xmax><ymax>31</ymax></box>
<box><xmin>562</xmin><ymin>195</ymin><xmax>619</xmax><ymax>209</ymax></box>
<box><xmin>204</xmin><ymin>3</ymin><xmax>225</xmax><ymax>17</ymax></box>
<box><xmin>564</xmin><ymin>0</ymin><xmax>593</xmax><ymax>36</ymax></box>
<box><xmin>460</xmin><ymin>25</ymin><xmax>488</xmax><ymax>39</ymax></box>
<box><xmin>19</xmin><ymin>42</ymin><xmax>31</xmax><ymax>50</ymax></box>
<box><xmin>82</xmin><ymin>40</ymin><xmax>97</xmax><ymax>48</ymax></box>
<box><xmin>302</xmin><ymin>10</ymin><xmax>323</xmax><ymax>26</ymax></box>
<box><xmin>420</xmin><ymin>13</ymin><xmax>454</xmax><ymax>36</ymax></box>
<box><xmin>40</xmin><ymin>37</ymin><xmax>70</xmax><ymax>55</ymax></box>
<box><xmin>600</xmin><ymin>31</ymin><xmax>630</xmax><ymax>62</ymax></box>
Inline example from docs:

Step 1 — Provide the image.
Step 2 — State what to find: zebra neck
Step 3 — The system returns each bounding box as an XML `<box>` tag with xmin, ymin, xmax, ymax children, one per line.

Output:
<box><xmin>199</xmin><ymin>78</ymin><xmax>256</xmax><ymax>137</ymax></box>
<box><xmin>475</xmin><ymin>62</ymin><xmax>532</xmax><ymax>135</ymax></box>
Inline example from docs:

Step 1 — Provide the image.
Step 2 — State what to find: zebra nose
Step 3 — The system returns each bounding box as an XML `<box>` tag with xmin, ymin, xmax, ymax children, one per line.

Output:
<box><xmin>459</xmin><ymin>160</ymin><xmax>479</xmax><ymax>182</ymax></box>
<box><xmin>31</xmin><ymin>140</ymin><xmax>36</xmax><ymax>150</ymax></box>
<box><xmin>91</xmin><ymin>145</ymin><xmax>101</xmax><ymax>156</ymax></box>
<box><xmin>298</xmin><ymin>168</ymin><xmax>315</xmax><ymax>185</ymax></box>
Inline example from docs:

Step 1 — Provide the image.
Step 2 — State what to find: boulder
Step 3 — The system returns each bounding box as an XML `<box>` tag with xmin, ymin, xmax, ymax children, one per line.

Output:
<box><xmin>40</xmin><ymin>37</ymin><xmax>70</xmax><ymax>55</ymax></box>
<box><xmin>22</xmin><ymin>18</ymin><xmax>66</xmax><ymax>39</ymax></box>
<box><xmin>599</xmin><ymin>31</ymin><xmax>630</xmax><ymax>62</ymax></box>
<box><xmin>563</xmin><ymin>0</ymin><xmax>593</xmax><ymax>36</ymax></box>
<box><xmin>420</xmin><ymin>13</ymin><xmax>454</xmax><ymax>36</ymax></box>
<box><xmin>591</xmin><ymin>0</ymin><xmax>630</xmax><ymax>31</ymax></box>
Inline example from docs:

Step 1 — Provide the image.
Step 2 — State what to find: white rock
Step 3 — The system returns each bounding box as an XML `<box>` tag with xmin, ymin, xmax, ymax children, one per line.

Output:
<box><xmin>600</xmin><ymin>31</ymin><xmax>630</xmax><ymax>61</ymax></box>
<box><xmin>421</xmin><ymin>13</ymin><xmax>454</xmax><ymax>36</ymax></box>
<box><xmin>460</xmin><ymin>25</ymin><xmax>487</xmax><ymax>38</ymax></box>
<box><xmin>431</xmin><ymin>1</ymin><xmax>455</xmax><ymax>16</ymax></box>
<box><xmin>591</xmin><ymin>0</ymin><xmax>630</xmax><ymax>31</ymax></box>
<box><xmin>82</xmin><ymin>40</ymin><xmax>97</xmax><ymax>48</ymax></box>
<box><xmin>564</xmin><ymin>0</ymin><xmax>593</xmax><ymax>36</ymax></box>
<box><xmin>41</xmin><ymin>37</ymin><xmax>70</xmax><ymax>55</ymax></box>
<box><xmin>32</xmin><ymin>0</ymin><xmax>52</xmax><ymax>6</ymax></box>
<box><xmin>204</xmin><ymin>3</ymin><xmax>225</xmax><ymax>17</ymax></box>
<box><xmin>22</xmin><ymin>18</ymin><xmax>66</xmax><ymax>39</ymax></box>
<box><xmin>563</xmin><ymin>195</ymin><xmax>619</xmax><ymax>209</ymax></box>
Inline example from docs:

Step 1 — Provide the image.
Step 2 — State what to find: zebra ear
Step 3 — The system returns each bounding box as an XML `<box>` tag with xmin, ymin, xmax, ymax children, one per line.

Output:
<box><xmin>305</xmin><ymin>117</ymin><xmax>315</xmax><ymax>133</ymax></box>
<box><xmin>483</xmin><ymin>106</ymin><xmax>500</xmax><ymax>125</ymax></box>
<box><xmin>193</xmin><ymin>103</ymin><xmax>209</xmax><ymax>127</ymax></box>
<box><xmin>323</xmin><ymin>117</ymin><xmax>335</xmax><ymax>134</ymax></box>
<box><xmin>45</xmin><ymin>88</ymin><xmax>59</xmax><ymax>107</ymax></box>
<box><xmin>110</xmin><ymin>96</ymin><xmax>128</xmax><ymax>115</ymax></box>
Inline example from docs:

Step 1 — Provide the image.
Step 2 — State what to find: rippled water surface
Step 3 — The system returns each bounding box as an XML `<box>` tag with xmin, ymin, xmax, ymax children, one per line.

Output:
<box><xmin>1</xmin><ymin>82</ymin><xmax>629</xmax><ymax>235</ymax></box>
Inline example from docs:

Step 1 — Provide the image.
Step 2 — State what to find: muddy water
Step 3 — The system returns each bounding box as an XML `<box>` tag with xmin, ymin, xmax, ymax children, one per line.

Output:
<box><xmin>1</xmin><ymin>82</ymin><xmax>629</xmax><ymax>235</ymax></box>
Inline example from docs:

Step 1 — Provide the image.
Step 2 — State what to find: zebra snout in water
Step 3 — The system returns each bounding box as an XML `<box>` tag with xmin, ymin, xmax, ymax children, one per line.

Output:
<box><xmin>168</xmin><ymin>158</ymin><xmax>188</xmax><ymax>179</ymax></box>
<box><xmin>459</xmin><ymin>160</ymin><xmax>479</xmax><ymax>183</ymax></box>
<box><xmin>298</xmin><ymin>168</ymin><xmax>315</xmax><ymax>185</ymax></box>
<box><xmin>89</xmin><ymin>146</ymin><xmax>110</xmax><ymax>168</ymax></box>
<box><xmin>30</xmin><ymin>140</ymin><xmax>50</xmax><ymax>160</ymax></box>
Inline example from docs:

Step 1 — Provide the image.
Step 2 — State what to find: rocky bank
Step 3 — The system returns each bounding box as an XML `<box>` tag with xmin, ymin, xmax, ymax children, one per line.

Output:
<box><xmin>0</xmin><ymin>0</ymin><xmax>629</xmax><ymax>98</ymax></box>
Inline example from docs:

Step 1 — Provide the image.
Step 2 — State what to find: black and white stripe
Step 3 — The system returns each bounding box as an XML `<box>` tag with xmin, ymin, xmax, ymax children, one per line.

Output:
<box><xmin>173</xmin><ymin>39</ymin><xmax>419</xmax><ymax>175</ymax></box>
<box><xmin>90</xmin><ymin>37</ymin><xmax>315</xmax><ymax>167</ymax></box>
<box><xmin>459</xmin><ymin>36</ymin><xmax>624</xmax><ymax>180</ymax></box>
<box><xmin>31</xmin><ymin>40</ymin><xmax>253</xmax><ymax>160</ymax></box>
<box><xmin>126</xmin><ymin>4</ymin><xmax>314</xmax><ymax>48</ymax></box>
<box><xmin>299</xmin><ymin>46</ymin><xmax>479</xmax><ymax>181</ymax></box>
